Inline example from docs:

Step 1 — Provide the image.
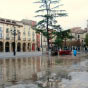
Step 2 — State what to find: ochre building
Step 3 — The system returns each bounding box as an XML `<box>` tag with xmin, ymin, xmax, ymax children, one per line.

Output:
<box><xmin>0</xmin><ymin>18</ymin><xmax>37</xmax><ymax>52</ymax></box>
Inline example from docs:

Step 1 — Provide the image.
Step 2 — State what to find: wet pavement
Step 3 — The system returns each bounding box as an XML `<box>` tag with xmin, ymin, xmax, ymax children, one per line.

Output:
<box><xmin>0</xmin><ymin>52</ymin><xmax>42</xmax><ymax>58</ymax></box>
<box><xmin>0</xmin><ymin>54</ymin><xmax>88</xmax><ymax>88</ymax></box>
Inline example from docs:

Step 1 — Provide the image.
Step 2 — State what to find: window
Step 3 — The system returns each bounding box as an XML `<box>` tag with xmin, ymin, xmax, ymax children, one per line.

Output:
<box><xmin>32</xmin><ymin>32</ymin><xmax>35</xmax><ymax>36</ymax></box>
<box><xmin>18</xmin><ymin>32</ymin><xmax>21</xmax><ymax>40</ymax></box>
<box><xmin>23</xmin><ymin>38</ymin><xmax>26</xmax><ymax>41</ymax></box>
<box><xmin>17</xmin><ymin>30</ymin><xmax>19</xmax><ymax>33</ymax></box>
<box><xmin>28</xmin><ymin>31</ymin><xmax>30</xmax><ymax>36</ymax></box>
<box><xmin>18</xmin><ymin>36</ymin><xmax>21</xmax><ymax>40</ymax></box>
<box><xmin>0</xmin><ymin>34</ymin><xmax>2</xmax><ymax>39</ymax></box>
<box><xmin>0</xmin><ymin>27</ymin><xmax>3</xmax><ymax>39</ymax></box>
<box><xmin>0</xmin><ymin>27</ymin><xmax>2</xmax><ymax>32</ymax></box>
<box><xmin>28</xmin><ymin>38</ymin><xmax>31</xmax><ymax>41</ymax></box>
<box><xmin>6</xmin><ymin>34</ymin><xmax>10</xmax><ymax>40</ymax></box>
<box><xmin>29</xmin><ymin>26</ymin><xmax>31</xmax><ymax>30</ymax></box>
<box><xmin>23</xmin><ymin>31</ymin><xmax>26</xmax><ymax>35</ymax></box>
<box><xmin>23</xmin><ymin>31</ymin><xmax>26</xmax><ymax>40</ymax></box>
<box><xmin>78</xmin><ymin>35</ymin><xmax>80</xmax><ymax>39</ymax></box>
<box><xmin>32</xmin><ymin>32</ymin><xmax>35</xmax><ymax>41</ymax></box>
<box><xmin>6</xmin><ymin>28</ymin><xmax>9</xmax><ymax>33</ymax></box>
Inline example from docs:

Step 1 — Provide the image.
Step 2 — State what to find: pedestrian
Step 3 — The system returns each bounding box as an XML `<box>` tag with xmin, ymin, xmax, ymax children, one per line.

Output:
<box><xmin>37</xmin><ymin>47</ymin><xmax>40</xmax><ymax>51</ymax></box>
<box><xmin>73</xmin><ymin>49</ymin><xmax>77</xmax><ymax>56</ymax></box>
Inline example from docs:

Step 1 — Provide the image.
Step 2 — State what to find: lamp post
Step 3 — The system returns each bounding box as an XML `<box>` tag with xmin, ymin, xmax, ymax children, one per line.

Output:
<box><xmin>11</xmin><ymin>26</ymin><xmax>16</xmax><ymax>56</ymax></box>
<box><xmin>14</xmin><ymin>27</ymin><xmax>16</xmax><ymax>56</ymax></box>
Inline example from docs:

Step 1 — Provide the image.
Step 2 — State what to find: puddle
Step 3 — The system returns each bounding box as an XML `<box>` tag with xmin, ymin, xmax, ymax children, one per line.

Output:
<box><xmin>6</xmin><ymin>84</ymin><xmax>39</xmax><ymax>88</ymax></box>
<box><xmin>0</xmin><ymin>55</ymin><xmax>87</xmax><ymax>88</ymax></box>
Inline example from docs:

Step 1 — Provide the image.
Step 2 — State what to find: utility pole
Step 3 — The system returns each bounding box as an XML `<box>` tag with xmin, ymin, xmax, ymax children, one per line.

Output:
<box><xmin>46</xmin><ymin>9</ymin><xmax>49</xmax><ymax>51</ymax></box>
<box><xmin>45</xmin><ymin>0</ymin><xmax>50</xmax><ymax>52</ymax></box>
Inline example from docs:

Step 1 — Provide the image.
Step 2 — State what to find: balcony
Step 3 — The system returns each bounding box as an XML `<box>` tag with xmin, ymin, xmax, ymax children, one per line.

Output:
<box><xmin>6</xmin><ymin>37</ymin><xmax>10</xmax><ymax>40</ymax></box>
<box><xmin>18</xmin><ymin>36</ymin><xmax>21</xmax><ymax>40</ymax></box>
<box><xmin>0</xmin><ymin>37</ymin><xmax>3</xmax><ymax>40</ymax></box>
<box><xmin>23</xmin><ymin>38</ymin><xmax>26</xmax><ymax>41</ymax></box>
<box><xmin>28</xmin><ymin>38</ymin><xmax>31</xmax><ymax>41</ymax></box>
<box><xmin>32</xmin><ymin>39</ymin><xmax>35</xmax><ymax>42</ymax></box>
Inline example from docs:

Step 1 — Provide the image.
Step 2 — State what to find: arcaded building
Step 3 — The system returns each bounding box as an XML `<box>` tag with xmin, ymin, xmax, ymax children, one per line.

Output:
<box><xmin>0</xmin><ymin>18</ymin><xmax>37</xmax><ymax>52</ymax></box>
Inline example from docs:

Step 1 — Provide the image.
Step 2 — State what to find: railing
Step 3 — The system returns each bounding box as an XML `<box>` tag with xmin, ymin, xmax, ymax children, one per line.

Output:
<box><xmin>23</xmin><ymin>38</ymin><xmax>26</xmax><ymax>41</ymax></box>
<box><xmin>6</xmin><ymin>37</ymin><xmax>10</xmax><ymax>40</ymax></box>
<box><xmin>18</xmin><ymin>37</ymin><xmax>21</xmax><ymax>40</ymax></box>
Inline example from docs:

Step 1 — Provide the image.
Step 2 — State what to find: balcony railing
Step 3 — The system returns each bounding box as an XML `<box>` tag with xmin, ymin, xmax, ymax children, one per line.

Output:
<box><xmin>23</xmin><ymin>38</ymin><xmax>26</xmax><ymax>41</ymax></box>
<box><xmin>18</xmin><ymin>37</ymin><xmax>21</xmax><ymax>40</ymax></box>
<box><xmin>0</xmin><ymin>37</ymin><xmax>3</xmax><ymax>39</ymax></box>
<box><xmin>6</xmin><ymin>37</ymin><xmax>10</xmax><ymax>40</ymax></box>
<box><xmin>32</xmin><ymin>39</ymin><xmax>35</xmax><ymax>41</ymax></box>
<box><xmin>28</xmin><ymin>38</ymin><xmax>31</xmax><ymax>41</ymax></box>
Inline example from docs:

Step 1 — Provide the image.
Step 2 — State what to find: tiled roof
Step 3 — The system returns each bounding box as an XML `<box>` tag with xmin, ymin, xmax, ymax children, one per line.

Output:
<box><xmin>70</xmin><ymin>27</ymin><xmax>86</xmax><ymax>34</ymax></box>
<box><xmin>0</xmin><ymin>17</ymin><xmax>23</xmax><ymax>27</ymax></box>
<box><xmin>21</xmin><ymin>19</ymin><xmax>36</xmax><ymax>26</ymax></box>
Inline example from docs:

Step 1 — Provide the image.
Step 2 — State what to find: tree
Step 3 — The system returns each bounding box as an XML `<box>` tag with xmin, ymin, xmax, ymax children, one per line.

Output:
<box><xmin>54</xmin><ymin>29</ymin><xmax>73</xmax><ymax>48</ymax></box>
<box><xmin>85</xmin><ymin>33</ymin><xmax>88</xmax><ymax>46</ymax></box>
<box><xmin>34</xmin><ymin>0</ymin><xmax>67</xmax><ymax>51</ymax></box>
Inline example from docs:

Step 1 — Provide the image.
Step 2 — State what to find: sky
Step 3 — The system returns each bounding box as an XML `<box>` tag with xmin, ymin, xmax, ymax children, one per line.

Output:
<box><xmin>0</xmin><ymin>0</ymin><xmax>88</xmax><ymax>29</ymax></box>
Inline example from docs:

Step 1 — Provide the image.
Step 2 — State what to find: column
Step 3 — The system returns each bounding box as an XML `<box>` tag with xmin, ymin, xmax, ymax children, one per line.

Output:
<box><xmin>31</xmin><ymin>43</ymin><xmax>32</xmax><ymax>52</ymax></box>
<box><xmin>9</xmin><ymin>42</ymin><xmax>12</xmax><ymax>52</ymax></box>
<box><xmin>29</xmin><ymin>43</ymin><xmax>31</xmax><ymax>52</ymax></box>
<box><xmin>21</xmin><ymin>42</ymin><xmax>23</xmax><ymax>52</ymax></box>
<box><xmin>3</xmin><ymin>41</ymin><xmax>5</xmax><ymax>52</ymax></box>
<box><xmin>35</xmin><ymin>42</ymin><xmax>37</xmax><ymax>51</ymax></box>
<box><xmin>15</xmin><ymin>42</ymin><xmax>17</xmax><ymax>52</ymax></box>
<box><xmin>26</xmin><ymin>43</ymin><xmax>28</xmax><ymax>52</ymax></box>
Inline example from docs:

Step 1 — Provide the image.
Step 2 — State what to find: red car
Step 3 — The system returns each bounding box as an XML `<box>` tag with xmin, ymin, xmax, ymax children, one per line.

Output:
<box><xmin>59</xmin><ymin>50</ymin><xmax>72</xmax><ymax>55</ymax></box>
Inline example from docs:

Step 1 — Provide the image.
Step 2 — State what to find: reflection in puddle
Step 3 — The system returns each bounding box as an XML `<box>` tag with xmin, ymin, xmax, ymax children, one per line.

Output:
<box><xmin>6</xmin><ymin>84</ymin><xmax>39</xmax><ymax>88</ymax></box>
<box><xmin>0</xmin><ymin>56</ymin><xmax>87</xmax><ymax>88</ymax></box>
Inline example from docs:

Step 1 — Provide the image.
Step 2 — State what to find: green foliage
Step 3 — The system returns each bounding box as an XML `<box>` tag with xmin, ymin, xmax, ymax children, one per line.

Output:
<box><xmin>33</xmin><ymin>0</ymin><xmax>68</xmax><ymax>50</ymax></box>
<box><xmin>85</xmin><ymin>33</ymin><xmax>88</xmax><ymax>46</ymax></box>
<box><xmin>55</xmin><ymin>37</ymin><xmax>63</xmax><ymax>47</ymax></box>
<box><xmin>54</xmin><ymin>29</ymin><xmax>73</xmax><ymax>47</ymax></box>
<box><xmin>34</xmin><ymin>0</ymin><xmax>67</xmax><ymax>38</ymax></box>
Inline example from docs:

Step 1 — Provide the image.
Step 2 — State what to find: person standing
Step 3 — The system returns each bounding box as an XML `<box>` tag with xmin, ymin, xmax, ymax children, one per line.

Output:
<box><xmin>73</xmin><ymin>49</ymin><xmax>77</xmax><ymax>56</ymax></box>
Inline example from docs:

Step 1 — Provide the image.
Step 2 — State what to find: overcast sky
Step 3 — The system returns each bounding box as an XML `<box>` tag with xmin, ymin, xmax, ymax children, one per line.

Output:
<box><xmin>0</xmin><ymin>0</ymin><xmax>88</xmax><ymax>29</ymax></box>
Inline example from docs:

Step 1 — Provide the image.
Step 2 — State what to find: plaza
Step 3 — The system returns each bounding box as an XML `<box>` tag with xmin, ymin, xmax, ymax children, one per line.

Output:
<box><xmin>0</xmin><ymin>0</ymin><xmax>88</xmax><ymax>88</ymax></box>
<box><xmin>0</xmin><ymin>52</ymin><xmax>87</xmax><ymax>88</ymax></box>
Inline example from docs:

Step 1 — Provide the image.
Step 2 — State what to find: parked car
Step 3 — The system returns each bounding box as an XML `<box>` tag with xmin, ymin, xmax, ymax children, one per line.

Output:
<box><xmin>59</xmin><ymin>50</ymin><xmax>72</xmax><ymax>55</ymax></box>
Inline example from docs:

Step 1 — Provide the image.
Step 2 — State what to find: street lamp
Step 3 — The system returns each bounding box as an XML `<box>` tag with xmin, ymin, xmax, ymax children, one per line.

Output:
<box><xmin>11</xmin><ymin>26</ymin><xmax>16</xmax><ymax>56</ymax></box>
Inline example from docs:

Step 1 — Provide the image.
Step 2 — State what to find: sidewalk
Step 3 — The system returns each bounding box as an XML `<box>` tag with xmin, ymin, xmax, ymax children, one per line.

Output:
<box><xmin>0</xmin><ymin>51</ymin><xmax>42</xmax><ymax>59</ymax></box>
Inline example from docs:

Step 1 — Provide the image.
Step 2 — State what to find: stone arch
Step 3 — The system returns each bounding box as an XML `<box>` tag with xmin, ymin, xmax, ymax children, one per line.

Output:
<box><xmin>0</xmin><ymin>41</ymin><xmax>3</xmax><ymax>52</ymax></box>
<box><xmin>17</xmin><ymin>43</ymin><xmax>21</xmax><ymax>52</ymax></box>
<box><xmin>32</xmin><ymin>43</ymin><xmax>35</xmax><ymax>51</ymax></box>
<box><xmin>5</xmin><ymin>42</ymin><xmax>9</xmax><ymax>52</ymax></box>
<box><xmin>23</xmin><ymin>43</ymin><xmax>26</xmax><ymax>52</ymax></box>
<box><xmin>28</xmin><ymin>43</ymin><xmax>31</xmax><ymax>51</ymax></box>
<box><xmin>11</xmin><ymin>42</ymin><xmax>15</xmax><ymax>52</ymax></box>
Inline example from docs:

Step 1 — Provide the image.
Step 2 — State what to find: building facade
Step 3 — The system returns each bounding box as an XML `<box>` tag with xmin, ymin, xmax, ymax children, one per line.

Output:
<box><xmin>1</xmin><ymin>18</ymin><xmax>87</xmax><ymax>52</ymax></box>
<box><xmin>64</xmin><ymin>27</ymin><xmax>88</xmax><ymax>50</ymax></box>
<box><xmin>0</xmin><ymin>18</ymin><xmax>37</xmax><ymax>52</ymax></box>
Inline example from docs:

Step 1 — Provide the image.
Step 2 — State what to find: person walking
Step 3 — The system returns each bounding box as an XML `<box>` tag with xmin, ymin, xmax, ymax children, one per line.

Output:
<box><xmin>73</xmin><ymin>49</ymin><xmax>77</xmax><ymax>56</ymax></box>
